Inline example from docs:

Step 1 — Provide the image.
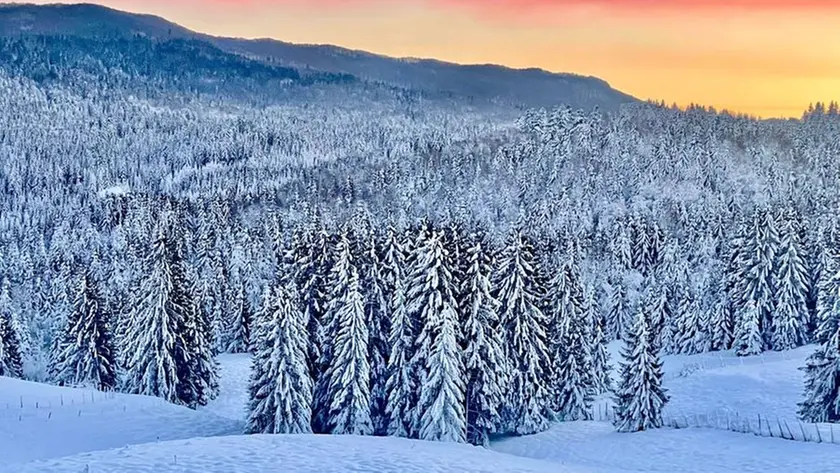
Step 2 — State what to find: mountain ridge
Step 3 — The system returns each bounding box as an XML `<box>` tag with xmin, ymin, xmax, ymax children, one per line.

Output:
<box><xmin>0</xmin><ymin>2</ymin><xmax>637</xmax><ymax>110</ymax></box>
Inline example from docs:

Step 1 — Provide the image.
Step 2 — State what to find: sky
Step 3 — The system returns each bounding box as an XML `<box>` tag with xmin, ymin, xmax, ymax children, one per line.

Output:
<box><xmin>33</xmin><ymin>0</ymin><xmax>840</xmax><ymax>117</ymax></box>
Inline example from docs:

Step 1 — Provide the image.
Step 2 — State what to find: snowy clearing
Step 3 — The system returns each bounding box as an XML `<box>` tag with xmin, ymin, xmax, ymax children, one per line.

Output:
<box><xmin>493</xmin><ymin>421</ymin><xmax>840</xmax><ymax>473</ymax></box>
<box><xmin>12</xmin><ymin>434</ymin><xmax>585</xmax><ymax>473</ymax></box>
<box><xmin>0</xmin><ymin>377</ymin><xmax>242</xmax><ymax>468</ymax></box>
<box><xmin>2</xmin><ymin>343</ymin><xmax>839</xmax><ymax>473</ymax></box>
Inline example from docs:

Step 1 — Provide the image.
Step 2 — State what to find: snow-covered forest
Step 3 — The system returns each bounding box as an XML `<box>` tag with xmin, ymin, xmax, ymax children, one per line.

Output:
<box><xmin>2</xmin><ymin>31</ymin><xmax>840</xmax><ymax>446</ymax></box>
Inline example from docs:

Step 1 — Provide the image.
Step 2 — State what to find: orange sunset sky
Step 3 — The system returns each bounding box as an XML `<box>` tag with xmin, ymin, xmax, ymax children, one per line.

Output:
<box><xmin>32</xmin><ymin>0</ymin><xmax>840</xmax><ymax>117</ymax></box>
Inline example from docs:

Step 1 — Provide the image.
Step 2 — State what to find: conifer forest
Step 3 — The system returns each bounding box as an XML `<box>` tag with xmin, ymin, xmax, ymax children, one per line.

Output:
<box><xmin>1</xmin><ymin>8</ymin><xmax>840</xmax><ymax>450</ymax></box>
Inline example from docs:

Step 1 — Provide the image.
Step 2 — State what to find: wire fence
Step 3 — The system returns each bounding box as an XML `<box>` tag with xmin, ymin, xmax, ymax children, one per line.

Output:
<box><xmin>663</xmin><ymin>408</ymin><xmax>840</xmax><ymax>444</ymax></box>
<box><xmin>664</xmin><ymin>350</ymin><xmax>802</xmax><ymax>382</ymax></box>
<box><xmin>590</xmin><ymin>400</ymin><xmax>839</xmax><ymax>445</ymax></box>
<box><xmin>0</xmin><ymin>390</ymin><xmax>170</xmax><ymax>423</ymax></box>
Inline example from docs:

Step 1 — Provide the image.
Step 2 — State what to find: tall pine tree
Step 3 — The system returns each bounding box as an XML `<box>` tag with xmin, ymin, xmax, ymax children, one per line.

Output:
<box><xmin>462</xmin><ymin>232</ymin><xmax>506</xmax><ymax>445</ymax></box>
<box><xmin>494</xmin><ymin>230</ymin><xmax>553</xmax><ymax>435</ymax></box>
<box><xmin>246</xmin><ymin>283</ymin><xmax>313</xmax><ymax>434</ymax></box>
<box><xmin>613</xmin><ymin>306</ymin><xmax>669</xmax><ymax>432</ymax></box>
<box><xmin>324</xmin><ymin>231</ymin><xmax>373</xmax><ymax>435</ymax></box>
<box><xmin>50</xmin><ymin>267</ymin><xmax>117</xmax><ymax>390</ymax></box>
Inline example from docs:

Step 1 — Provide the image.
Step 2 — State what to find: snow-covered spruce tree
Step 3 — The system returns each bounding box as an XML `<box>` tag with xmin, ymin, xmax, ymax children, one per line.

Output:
<box><xmin>0</xmin><ymin>277</ymin><xmax>23</xmax><ymax>378</ymax></box>
<box><xmin>586</xmin><ymin>286</ymin><xmax>613</xmax><ymax>396</ymax></box>
<box><xmin>735</xmin><ymin>208</ymin><xmax>779</xmax><ymax>350</ymax></box>
<box><xmin>548</xmin><ymin>241</ymin><xmax>592</xmax><ymax>421</ymax></box>
<box><xmin>709</xmin><ymin>291</ymin><xmax>735</xmax><ymax>351</ymax></box>
<box><xmin>613</xmin><ymin>306</ymin><xmax>668</xmax><ymax>433</ymax></box>
<box><xmin>815</xmin><ymin>240</ymin><xmax>840</xmax><ymax>345</ymax></box>
<box><xmin>553</xmin><ymin>305</ymin><xmax>594</xmax><ymax>421</ymax></box>
<box><xmin>494</xmin><ymin>229</ymin><xmax>553</xmax><ymax>435</ymax></box>
<box><xmin>772</xmin><ymin>211</ymin><xmax>809</xmax><ymax>350</ymax></box>
<box><xmin>184</xmin><ymin>271</ymin><xmax>220</xmax><ymax>406</ymax></box>
<box><xmin>383</xmin><ymin>226</ymin><xmax>416</xmax><ymax>438</ymax></box>
<box><xmin>0</xmin><ymin>308</ymin><xmax>23</xmax><ymax>379</ymax></box>
<box><xmin>246</xmin><ymin>283</ymin><xmax>313</xmax><ymax>434</ymax></box>
<box><xmin>122</xmin><ymin>219</ymin><xmax>214</xmax><ymax>408</ymax></box>
<box><xmin>734</xmin><ymin>299</ymin><xmax>763</xmax><ymax>357</ymax></box>
<box><xmin>648</xmin><ymin>284</ymin><xmax>671</xmax><ymax>353</ymax></box>
<box><xmin>804</xmin><ymin>227</ymin><xmax>824</xmax><ymax>331</ymax></box>
<box><xmin>360</xmin><ymin>234</ymin><xmax>391</xmax><ymax>436</ymax></box>
<box><xmin>324</xmin><ymin>231</ymin><xmax>373</xmax><ymax>435</ymax></box>
<box><xmin>798</xmin><ymin>324</ymin><xmax>840</xmax><ymax>423</ymax></box>
<box><xmin>674</xmin><ymin>285</ymin><xmax>700</xmax><ymax>355</ymax></box>
<box><xmin>606</xmin><ymin>275</ymin><xmax>630</xmax><ymax>341</ymax></box>
<box><xmin>302</xmin><ymin>227</ymin><xmax>335</xmax><ymax>434</ymax></box>
<box><xmin>462</xmin><ymin>231</ymin><xmax>507</xmax><ymax>446</ymax></box>
<box><xmin>408</xmin><ymin>229</ymin><xmax>466</xmax><ymax>443</ymax></box>
<box><xmin>50</xmin><ymin>267</ymin><xmax>117</xmax><ymax>390</ymax></box>
<box><xmin>225</xmin><ymin>277</ymin><xmax>252</xmax><ymax>354</ymax></box>
<box><xmin>613</xmin><ymin>223</ymin><xmax>633</xmax><ymax>272</ymax></box>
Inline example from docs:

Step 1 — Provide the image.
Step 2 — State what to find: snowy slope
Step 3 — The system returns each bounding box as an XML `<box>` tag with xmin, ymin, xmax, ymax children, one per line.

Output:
<box><xmin>12</xmin><ymin>434</ymin><xmax>589</xmax><ymax>473</ymax></box>
<box><xmin>664</xmin><ymin>345</ymin><xmax>814</xmax><ymax>424</ymax></box>
<box><xmin>492</xmin><ymin>421</ymin><xmax>840</xmax><ymax>473</ymax></box>
<box><xmin>0</xmin><ymin>376</ymin><xmax>243</xmax><ymax>468</ymax></box>
<box><xmin>4</xmin><ymin>345</ymin><xmax>840</xmax><ymax>473</ymax></box>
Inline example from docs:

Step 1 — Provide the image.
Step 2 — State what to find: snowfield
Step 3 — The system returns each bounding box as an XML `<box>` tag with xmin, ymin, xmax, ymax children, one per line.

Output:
<box><xmin>0</xmin><ymin>377</ymin><xmax>242</xmax><ymax>467</ymax></box>
<box><xmin>13</xmin><ymin>435</ymin><xmax>583</xmax><ymax>473</ymax></box>
<box><xmin>2</xmin><ymin>345</ymin><xmax>838</xmax><ymax>473</ymax></box>
<box><xmin>493</xmin><ymin>422</ymin><xmax>840</xmax><ymax>473</ymax></box>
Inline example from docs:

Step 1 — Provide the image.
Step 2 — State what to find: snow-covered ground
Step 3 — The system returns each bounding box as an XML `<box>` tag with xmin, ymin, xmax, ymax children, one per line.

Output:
<box><xmin>1</xmin><ymin>345</ymin><xmax>838</xmax><ymax>473</ymax></box>
<box><xmin>493</xmin><ymin>421</ymin><xmax>840</xmax><ymax>473</ymax></box>
<box><xmin>14</xmin><ymin>434</ymin><xmax>583</xmax><ymax>473</ymax></box>
<box><xmin>201</xmin><ymin>353</ymin><xmax>251</xmax><ymax>422</ymax></box>
<box><xmin>0</xmin><ymin>377</ymin><xmax>242</xmax><ymax>467</ymax></box>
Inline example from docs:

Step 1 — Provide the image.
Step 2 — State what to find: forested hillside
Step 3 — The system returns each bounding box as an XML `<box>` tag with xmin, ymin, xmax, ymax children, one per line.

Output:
<box><xmin>1</xmin><ymin>3</ymin><xmax>840</xmax><ymax>448</ymax></box>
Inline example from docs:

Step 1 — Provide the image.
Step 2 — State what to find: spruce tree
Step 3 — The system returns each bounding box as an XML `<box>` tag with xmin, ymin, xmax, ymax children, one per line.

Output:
<box><xmin>226</xmin><ymin>278</ymin><xmax>252</xmax><ymax>354</ymax></box>
<box><xmin>583</xmin><ymin>288</ymin><xmax>612</xmax><ymax>396</ymax></box>
<box><xmin>710</xmin><ymin>293</ymin><xmax>735</xmax><ymax>351</ymax></box>
<box><xmin>246</xmin><ymin>283</ymin><xmax>313</xmax><ymax>434</ymax></box>
<box><xmin>613</xmin><ymin>306</ymin><xmax>668</xmax><ymax>433</ymax></box>
<box><xmin>773</xmin><ymin>213</ymin><xmax>809</xmax><ymax>350</ymax></box>
<box><xmin>648</xmin><ymin>285</ymin><xmax>671</xmax><ymax>353</ymax></box>
<box><xmin>184</xmin><ymin>273</ymin><xmax>220</xmax><ymax>406</ymax></box>
<box><xmin>122</xmin><ymin>220</ymin><xmax>213</xmax><ymax>408</ymax></box>
<box><xmin>606</xmin><ymin>275</ymin><xmax>630</xmax><ymax>341</ymax></box>
<box><xmin>361</xmin><ymin>234</ymin><xmax>391</xmax><ymax>436</ymax></box>
<box><xmin>736</xmin><ymin>208</ymin><xmax>779</xmax><ymax>350</ymax></box>
<box><xmin>548</xmin><ymin>241</ymin><xmax>592</xmax><ymax>421</ymax></box>
<box><xmin>383</xmin><ymin>227</ymin><xmax>415</xmax><ymax>438</ymax></box>
<box><xmin>462</xmin><ymin>232</ymin><xmax>507</xmax><ymax>446</ymax></box>
<box><xmin>799</xmin><ymin>328</ymin><xmax>840</xmax><ymax>423</ymax></box>
<box><xmin>50</xmin><ymin>267</ymin><xmax>117</xmax><ymax>390</ymax></box>
<box><xmin>0</xmin><ymin>277</ymin><xmax>23</xmax><ymax>378</ymax></box>
<box><xmin>494</xmin><ymin>229</ymin><xmax>553</xmax><ymax>435</ymax></box>
<box><xmin>304</xmin><ymin>228</ymin><xmax>335</xmax><ymax>434</ymax></box>
<box><xmin>324</xmin><ymin>232</ymin><xmax>373</xmax><ymax>435</ymax></box>
<box><xmin>0</xmin><ymin>309</ymin><xmax>23</xmax><ymax>379</ymax></box>
<box><xmin>815</xmin><ymin>242</ymin><xmax>840</xmax><ymax>344</ymax></box>
<box><xmin>674</xmin><ymin>286</ymin><xmax>700</xmax><ymax>355</ymax></box>
<box><xmin>734</xmin><ymin>299</ymin><xmax>763</xmax><ymax>356</ymax></box>
<box><xmin>409</xmin><ymin>229</ymin><xmax>466</xmax><ymax>443</ymax></box>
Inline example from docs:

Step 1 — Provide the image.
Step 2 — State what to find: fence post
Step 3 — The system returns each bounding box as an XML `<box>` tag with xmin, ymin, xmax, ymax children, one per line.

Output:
<box><xmin>783</xmin><ymin>421</ymin><xmax>794</xmax><ymax>441</ymax></box>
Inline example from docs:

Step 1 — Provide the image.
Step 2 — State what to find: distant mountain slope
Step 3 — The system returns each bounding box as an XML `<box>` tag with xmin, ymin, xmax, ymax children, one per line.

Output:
<box><xmin>213</xmin><ymin>37</ymin><xmax>636</xmax><ymax>110</ymax></box>
<box><xmin>0</xmin><ymin>3</ymin><xmax>637</xmax><ymax>110</ymax></box>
